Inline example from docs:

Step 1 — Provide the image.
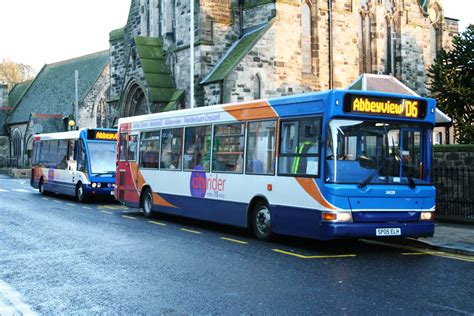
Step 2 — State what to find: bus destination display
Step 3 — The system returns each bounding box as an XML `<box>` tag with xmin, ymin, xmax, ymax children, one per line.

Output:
<box><xmin>87</xmin><ymin>130</ymin><xmax>118</xmax><ymax>141</ymax></box>
<box><xmin>343</xmin><ymin>94</ymin><xmax>427</xmax><ymax>119</ymax></box>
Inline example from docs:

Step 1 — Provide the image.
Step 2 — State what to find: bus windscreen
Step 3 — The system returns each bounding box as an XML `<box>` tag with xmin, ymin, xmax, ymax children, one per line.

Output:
<box><xmin>87</xmin><ymin>141</ymin><xmax>117</xmax><ymax>175</ymax></box>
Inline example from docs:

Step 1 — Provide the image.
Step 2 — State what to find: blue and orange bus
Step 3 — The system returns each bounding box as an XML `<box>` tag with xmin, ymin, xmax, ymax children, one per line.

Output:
<box><xmin>31</xmin><ymin>128</ymin><xmax>117</xmax><ymax>202</ymax></box>
<box><xmin>116</xmin><ymin>90</ymin><xmax>436</xmax><ymax>240</ymax></box>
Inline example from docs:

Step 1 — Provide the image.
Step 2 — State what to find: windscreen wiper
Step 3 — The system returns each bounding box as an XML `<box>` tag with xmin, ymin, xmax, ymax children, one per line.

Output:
<box><xmin>358</xmin><ymin>157</ymin><xmax>389</xmax><ymax>189</ymax></box>
<box><xmin>393</xmin><ymin>151</ymin><xmax>416</xmax><ymax>189</ymax></box>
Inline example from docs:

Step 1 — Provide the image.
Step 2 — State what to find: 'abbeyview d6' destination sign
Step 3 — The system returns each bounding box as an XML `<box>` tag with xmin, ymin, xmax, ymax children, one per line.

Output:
<box><xmin>343</xmin><ymin>93</ymin><xmax>427</xmax><ymax>119</ymax></box>
<box><xmin>87</xmin><ymin>129</ymin><xmax>118</xmax><ymax>141</ymax></box>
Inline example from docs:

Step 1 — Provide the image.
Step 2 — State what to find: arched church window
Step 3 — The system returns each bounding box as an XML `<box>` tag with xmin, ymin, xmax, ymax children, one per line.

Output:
<box><xmin>301</xmin><ymin>1</ymin><xmax>312</xmax><ymax>74</ymax></box>
<box><xmin>359</xmin><ymin>9</ymin><xmax>373</xmax><ymax>74</ymax></box>
<box><xmin>385</xmin><ymin>17</ymin><xmax>395</xmax><ymax>75</ymax></box>
<box><xmin>253</xmin><ymin>74</ymin><xmax>262</xmax><ymax>99</ymax></box>
<box><xmin>12</xmin><ymin>129</ymin><xmax>22</xmax><ymax>158</ymax></box>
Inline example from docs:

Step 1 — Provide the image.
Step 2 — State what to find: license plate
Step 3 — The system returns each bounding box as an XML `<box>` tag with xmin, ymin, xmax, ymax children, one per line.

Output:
<box><xmin>376</xmin><ymin>228</ymin><xmax>401</xmax><ymax>236</ymax></box>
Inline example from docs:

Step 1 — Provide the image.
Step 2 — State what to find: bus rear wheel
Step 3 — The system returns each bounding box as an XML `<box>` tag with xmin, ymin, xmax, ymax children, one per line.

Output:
<box><xmin>141</xmin><ymin>188</ymin><xmax>153</xmax><ymax>218</ymax></box>
<box><xmin>252</xmin><ymin>201</ymin><xmax>273</xmax><ymax>241</ymax></box>
<box><xmin>76</xmin><ymin>183</ymin><xmax>88</xmax><ymax>203</ymax></box>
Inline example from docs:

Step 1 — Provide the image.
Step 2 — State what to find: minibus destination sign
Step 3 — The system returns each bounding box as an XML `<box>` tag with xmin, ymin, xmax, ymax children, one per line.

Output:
<box><xmin>343</xmin><ymin>94</ymin><xmax>427</xmax><ymax>119</ymax></box>
<box><xmin>87</xmin><ymin>130</ymin><xmax>118</xmax><ymax>141</ymax></box>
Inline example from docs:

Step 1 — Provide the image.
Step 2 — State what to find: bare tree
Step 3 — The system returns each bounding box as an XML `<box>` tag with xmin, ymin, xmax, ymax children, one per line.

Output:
<box><xmin>0</xmin><ymin>59</ymin><xmax>36</xmax><ymax>90</ymax></box>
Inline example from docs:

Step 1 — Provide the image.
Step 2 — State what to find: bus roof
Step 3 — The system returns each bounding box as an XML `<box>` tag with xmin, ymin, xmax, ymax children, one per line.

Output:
<box><xmin>34</xmin><ymin>128</ymin><xmax>116</xmax><ymax>141</ymax></box>
<box><xmin>118</xmin><ymin>90</ymin><xmax>436</xmax><ymax>130</ymax></box>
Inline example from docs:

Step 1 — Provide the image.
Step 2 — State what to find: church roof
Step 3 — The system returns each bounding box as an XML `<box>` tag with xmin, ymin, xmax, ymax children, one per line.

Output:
<box><xmin>201</xmin><ymin>20</ymin><xmax>274</xmax><ymax>84</ymax></box>
<box><xmin>134</xmin><ymin>36</ymin><xmax>184</xmax><ymax>111</ymax></box>
<box><xmin>6</xmin><ymin>50</ymin><xmax>109</xmax><ymax>125</ymax></box>
<box><xmin>346</xmin><ymin>74</ymin><xmax>451</xmax><ymax>126</ymax></box>
<box><xmin>8</xmin><ymin>80</ymin><xmax>32</xmax><ymax>109</ymax></box>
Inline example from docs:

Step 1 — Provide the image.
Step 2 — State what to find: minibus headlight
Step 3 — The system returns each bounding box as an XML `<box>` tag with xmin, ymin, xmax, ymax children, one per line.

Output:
<box><xmin>322</xmin><ymin>211</ymin><xmax>353</xmax><ymax>222</ymax></box>
<box><xmin>91</xmin><ymin>182</ymin><xmax>97</xmax><ymax>188</ymax></box>
<box><xmin>420</xmin><ymin>212</ymin><xmax>434</xmax><ymax>221</ymax></box>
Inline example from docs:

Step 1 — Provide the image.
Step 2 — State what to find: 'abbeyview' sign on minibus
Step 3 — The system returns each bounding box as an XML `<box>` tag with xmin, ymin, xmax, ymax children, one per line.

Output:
<box><xmin>343</xmin><ymin>93</ymin><xmax>427</xmax><ymax>119</ymax></box>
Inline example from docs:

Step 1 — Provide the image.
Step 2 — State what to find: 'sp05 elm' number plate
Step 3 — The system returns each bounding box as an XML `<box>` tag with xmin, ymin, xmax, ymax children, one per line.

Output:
<box><xmin>376</xmin><ymin>228</ymin><xmax>401</xmax><ymax>236</ymax></box>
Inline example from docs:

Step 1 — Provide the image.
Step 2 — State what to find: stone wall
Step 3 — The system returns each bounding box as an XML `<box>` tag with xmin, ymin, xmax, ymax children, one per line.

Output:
<box><xmin>0</xmin><ymin>83</ymin><xmax>7</xmax><ymax>107</ymax></box>
<box><xmin>0</xmin><ymin>136</ymin><xmax>9</xmax><ymax>162</ymax></box>
<box><xmin>434</xmin><ymin>146</ymin><xmax>474</xmax><ymax>169</ymax></box>
<box><xmin>79</xmin><ymin>65</ymin><xmax>111</xmax><ymax>128</ymax></box>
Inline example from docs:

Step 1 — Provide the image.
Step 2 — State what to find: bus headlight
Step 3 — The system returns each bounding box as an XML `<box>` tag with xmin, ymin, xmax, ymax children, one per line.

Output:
<box><xmin>322</xmin><ymin>211</ymin><xmax>353</xmax><ymax>222</ymax></box>
<box><xmin>91</xmin><ymin>182</ymin><xmax>97</xmax><ymax>188</ymax></box>
<box><xmin>107</xmin><ymin>183</ymin><xmax>113</xmax><ymax>188</ymax></box>
<box><xmin>97</xmin><ymin>183</ymin><xmax>102</xmax><ymax>188</ymax></box>
<box><xmin>420</xmin><ymin>212</ymin><xmax>434</xmax><ymax>221</ymax></box>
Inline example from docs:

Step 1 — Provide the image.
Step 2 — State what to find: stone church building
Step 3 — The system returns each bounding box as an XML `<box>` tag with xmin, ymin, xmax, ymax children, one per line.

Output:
<box><xmin>108</xmin><ymin>0</ymin><xmax>458</xmax><ymax>122</ymax></box>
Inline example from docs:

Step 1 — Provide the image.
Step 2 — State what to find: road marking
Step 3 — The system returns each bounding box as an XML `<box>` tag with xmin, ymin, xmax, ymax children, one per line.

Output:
<box><xmin>97</xmin><ymin>205</ymin><xmax>129</xmax><ymax>210</ymax></box>
<box><xmin>122</xmin><ymin>215</ymin><xmax>137</xmax><ymax>220</ymax></box>
<box><xmin>0</xmin><ymin>189</ymin><xmax>8</xmax><ymax>192</ymax></box>
<box><xmin>53</xmin><ymin>200</ymin><xmax>61</xmax><ymax>203</ymax></box>
<box><xmin>13</xmin><ymin>189</ymin><xmax>30</xmax><ymax>193</ymax></box>
<box><xmin>148</xmin><ymin>220</ymin><xmax>166</xmax><ymax>226</ymax></box>
<box><xmin>0</xmin><ymin>280</ymin><xmax>38</xmax><ymax>315</ymax></box>
<box><xmin>362</xmin><ymin>239</ymin><xmax>474</xmax><ymax>263</ymax></box>
<box><xmin>180</xmin><ymin>228</ymin><xmax>202</xmax><ymax>234</ymax></box>
<box><xmin>66</xmin><ymin>203</ymin><xmax>76</xmax><ymax>207</ymax></box>
<box><xmin>42</xmin><ymin>197</ymin><xmax>49</xmax><ymax>201</ymax></box>
<box><xmin>100</xmin><ymin>211</ymin><xmax>113</xmax><ymax>214</ymax></box>
<box><xmin>220</xmin><ymin>237</ymin><xmax>248</xmax><ymax>244</ymax></box>
<box><xmin>272</xmin><ymin>249</ymin><xmax>356</xmax><ymax>259</ymax></box>
<box><xmin>82</xmin><ymin>206</ymin><xmax>92</xmax><ymax>209</ymax></box>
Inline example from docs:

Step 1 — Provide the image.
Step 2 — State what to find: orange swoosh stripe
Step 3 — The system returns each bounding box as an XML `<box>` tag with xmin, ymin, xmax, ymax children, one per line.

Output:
<box><xmin>296</xmin><ymin>177</ymin><xmax>336</xmax><ymax>210</ymax></box>
<box><xmin>224</xmin><ymin>100</ymin><xmax>277</xmax><ymax>121</ymax></box>
<box><xmin>153</xmin><ymin>193</ymin><xmax>177</xmax><ymax>208</ymax></box>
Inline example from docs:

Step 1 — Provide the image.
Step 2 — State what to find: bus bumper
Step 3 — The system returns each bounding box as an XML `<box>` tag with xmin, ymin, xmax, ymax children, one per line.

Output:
<box><xmin>316</xmin><ymin>221</ymin><xmax>435</xmax><ymax>240</ymax></box>
<box><xmin>84</xmin><ymin>186</ymin><xmax>115</xmax><ymax>196</ymax></box>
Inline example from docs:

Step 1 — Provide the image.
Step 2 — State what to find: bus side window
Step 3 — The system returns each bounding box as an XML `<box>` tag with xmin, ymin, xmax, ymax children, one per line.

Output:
<box><xmin>160</xmin><ymin>128</ymin><xmax>183</xmax><ymax>170</ymax></box>
<box><xmin>39</xmin><ymin>141</ymin><xmax>49</xmax><ymax>167</ymax></box>
<box><xmin>75</xmin><ymin>140</ymin><xmax>87</xmax><ymax>173</ymax></box>
<box><xmin>56</xmin><ymin>140</ymin><xmax>68</xmax><ymax>170</ymax></box>
<box><xmin>212</xmin><ymin>123</ymin><xmax>245</xmax><ymax>173</ymax></box>
<box><xmin>139</xmin><ymin>131</ymin><xmax>161</xmax><ymax>169</ymax></box>
<box><xmin>184</xmin><ymin>125</ymin><xmax>211</xmax><ymax>171</ymax></box>
<box><xmin>67</xmin><ymin>140</ymin><xmax>76</xmax><ymax>171</ymax></box>
<box><xmin>127</xmin><ymin>135</ymin><xmax>138</xmax><ymax>161</ymax></box>
<box><xmin>119</xmin><ymin>133</ymin><xmax>127</xmax><ymax>161</ymax></box>
<box><xmin>246</xmin><ymin>120</ymin><xmax>276</xmax><ymax>175</ymax></box>
<box><xmin>33</xmin><ymin>141</ymin><xmax>41</xmax><ymax>165</ymax></box>
<box><xmin>278</xmin><ymin>117</ymin><xmax>321</xmax><ymax>176</ymax></box>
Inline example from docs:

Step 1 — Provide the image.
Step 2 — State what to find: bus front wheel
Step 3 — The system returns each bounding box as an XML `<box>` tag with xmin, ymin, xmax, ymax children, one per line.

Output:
<box><xmin>39</xmin><ymin>178</ymin><xmax>46</xmax><ymax>195</ymax></box>
<box><xmin>141</xmin><ymin>188</ymin><xmax>153</xmax><ymax>218</ymax></box>
<box><xmin>76</xmin><ymin>183</ymin><xmax>88</xmax><ymax>203</ymax></box>
<box><xmin>252</xmin><ymin>201</ymin><xmax>274</xmax><ymax>241</ymax></box>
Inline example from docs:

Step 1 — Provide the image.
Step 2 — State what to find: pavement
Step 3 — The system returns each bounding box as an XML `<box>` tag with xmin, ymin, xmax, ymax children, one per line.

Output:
<box><xmin>412</xmin><ymin>222</ymin><xmax>474</xmax><ymax>256</ymax></box>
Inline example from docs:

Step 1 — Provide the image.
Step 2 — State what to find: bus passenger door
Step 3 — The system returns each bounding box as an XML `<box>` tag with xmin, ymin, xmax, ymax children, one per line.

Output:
<box><xmin>124</xmin><ymin>134</ymin><xmax>139</xmax><ymax>206</ymax></box>
<box><xmin>117</xmin><ymin>133</ymin><xmax>140</xmax><ymax>207</ymax></box>
<box><xmin>116</xmin><ymin>132</ymin><xmax>128</xmax><ymax>203</ymax></box>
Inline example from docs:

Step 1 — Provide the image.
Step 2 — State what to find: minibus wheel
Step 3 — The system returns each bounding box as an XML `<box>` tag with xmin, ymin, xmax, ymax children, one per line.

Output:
<box><xmin>141</xmin><ymin>187</ymin><xmax>153</xmax><ymax>218</ymax></box>
<box><xmin>39</xmin><ymin>178</ymin><xmax>45</xmax><ymax>195</ymax></box>
<box><xmin>76</xmin><ymin>183</ymin><xmax>88</xmax><ymax>203</ymax></box>
<box><xmin>252</xmin><ymin>201</ymin><xmax>273</xmax><ymax>241</ymax></box>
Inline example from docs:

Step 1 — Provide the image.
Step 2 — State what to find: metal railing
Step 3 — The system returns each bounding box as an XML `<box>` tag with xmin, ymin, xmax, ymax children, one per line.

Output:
<box><xmin>0</xmin><ymin>157</ymin><xmax>21</xmax><ymax>168</ymax></box>
<box><xmin>433</xmin><ymin>167</ymin><xmax>474</xmax><ymax>223</ymax></box>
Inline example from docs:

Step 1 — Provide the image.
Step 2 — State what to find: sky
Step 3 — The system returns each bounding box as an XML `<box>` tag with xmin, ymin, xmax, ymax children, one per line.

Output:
<box><xmin>0</xmin><ymin>0</ymin><xmax>472</xmax><ymax>73</ymax></box>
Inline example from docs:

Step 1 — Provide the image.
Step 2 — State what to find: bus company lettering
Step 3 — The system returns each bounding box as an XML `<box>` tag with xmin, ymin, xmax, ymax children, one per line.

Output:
<box><xmin>352</xmin><ymin>98</ymin><xmax>419</xmax><ymax>118</ymax></box>
<box><xmin>190</xmin><ymin>168</ymin><xmax>226</xmax><ymax>198</ymax></box>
